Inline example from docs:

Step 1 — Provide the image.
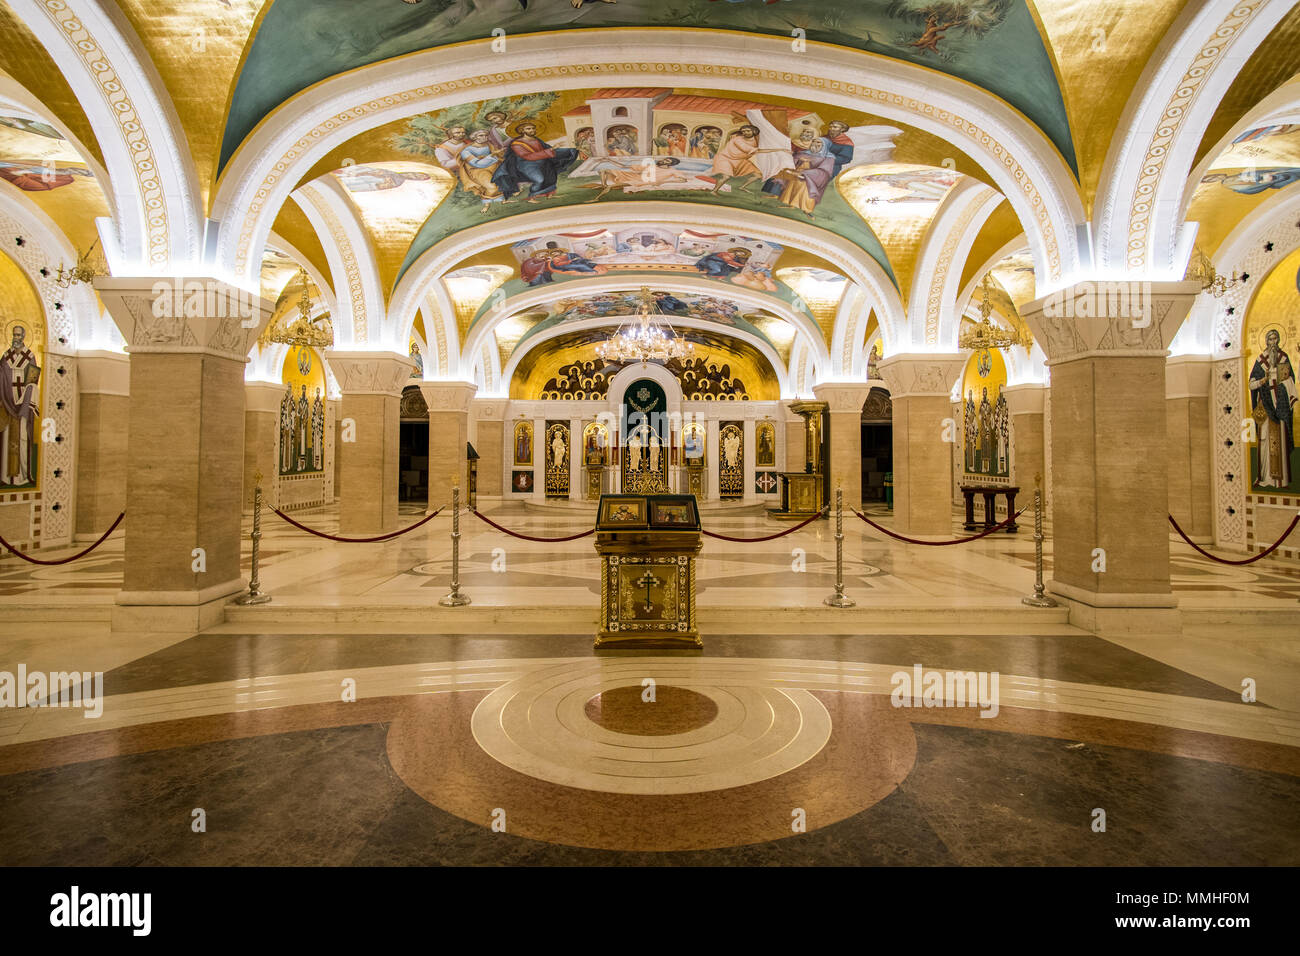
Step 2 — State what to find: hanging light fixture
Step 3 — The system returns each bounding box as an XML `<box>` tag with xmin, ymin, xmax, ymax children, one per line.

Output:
<box><xmin>51</xmin><ymin>238</ymin><xmax>104</xmax><ymax>288</ymax></box>
<box><xmin>959</xmin><ymin>273</ymin><xmax>1031</xmax><ymax>352</ymax></box>
<box><xmin>1186</xmin><ymin>247</ymin><xmax>1239</xmax><ymax>298</ymax></box>
<box><xmin>595</xmin><ymin>287</ymin><xmax>694</xmax><ymax>365</ymax></box>
<box><xmin>260</xmin><ymin>268</ymin><xmax>334</xmax><ymax>350</ymax></box>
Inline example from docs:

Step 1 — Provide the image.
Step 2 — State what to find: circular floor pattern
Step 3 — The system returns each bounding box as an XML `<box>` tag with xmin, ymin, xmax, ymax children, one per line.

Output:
<box><xmin>584</xmin><ymin>684</ymin><xmax>719</xmax><ymax>736</ymax></box>
<box><xmin>468</xmin><ymin>659</ymin><xmax>834</xmax><ymax>795</ymax></box>
<box><xmin>386</xmin><ymin>670</ymin><xmax>918</xmax><ymax>851</ymax></box>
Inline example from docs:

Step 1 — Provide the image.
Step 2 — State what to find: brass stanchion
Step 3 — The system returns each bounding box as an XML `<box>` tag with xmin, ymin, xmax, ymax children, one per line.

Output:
<box><xmin>440</xmin><ymin>481</ymin><xmax>471</xmax><ymax>607</ymax></box>
<box><xmin>1022</xmin><ymin>475</ymin><xmax>1058</xmax><ymax>608</ymax></box>
<box><xmin>824</xmin><ymin>485</ymin><xmax>855</xmax><ymax>608</ymax></box>
<box><xmin>235</xmin><ymin>473</ymin><xmax>272</xmax><ymax>606</ymax></box>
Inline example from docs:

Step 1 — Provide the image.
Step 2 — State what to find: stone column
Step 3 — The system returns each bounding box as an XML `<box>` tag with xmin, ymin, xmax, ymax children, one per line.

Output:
<box><xmin>95</xmin><ymin>277</ymin><xmax>274</xmax><ymax>632</ymax></box>
<box><xmin>328</xmin><ymin>352</ymin><xmax>414</xmax><ymax>535</ymax></box>
<box><xmin>471</xmin><ymin>399</ymin><xmax>504</xmax><ymax>500</ymax></box>
<box><xmin>420</xmin><ymin>381</ymin><xmax>477</xmax><ymax>509</ymax></box>
<box><xmin>813</xmin><ymin>383</ymin><xmax>875</xmax><ymax>509</ymax></box>
<box><xmin>1021</xmin><ymin>280</ymin><xmax>1200</xmax><ymax>631</ymax></box>
<box><xmin>74</xmin><ymin>350</ymin><xmax>130</xmax><ymax>540</ymax></box>
<box><xmin>1166</xmin><ymin>355</ymin><xmax>1213</xmax><ymax>543</ymax></box>
<box><xmin>1002</xmin><ymin>383</ymin><xmax>1048</xmax><ymax>504</ymax></box>
<box><xmin>876</xmin><ymin>355</ymin><xmax>966</xmax><ymax>535</ymax></box>
<box><xmin>243</xmin><ymin>382</ymin><xmax>282</xmax><ymax>516</ymax></box>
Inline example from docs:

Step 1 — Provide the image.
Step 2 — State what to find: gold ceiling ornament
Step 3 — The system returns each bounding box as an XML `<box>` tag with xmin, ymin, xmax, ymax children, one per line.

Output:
<box><xmin>259</xmin><ymin>269</ymin><xmax>333</xmax><ymax>350</ymax></box>
<box><xmin>959</xmin><ymin>273</ymin><xmax>1031</xmax><ymax>352</ymax></box>
<box><xmin>595</xmin><ymin>287</ymin><xmax>694</xmax><ymax>365</ymax></box>
<box><xmin>1185</xmin><ymin>247</ymin><xmax>1240</xmax><ymax>298</ymax></box>
<box><xmin>50</xmin><ymin>238</ymin><xmax>106</xmax><ymax>289</ymax></box>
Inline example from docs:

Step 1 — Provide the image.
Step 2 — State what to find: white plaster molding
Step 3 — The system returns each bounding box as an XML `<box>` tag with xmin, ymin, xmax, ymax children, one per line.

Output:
<box><xmin>462</xmin><ymin>270</ymin><xmax>827</xmax><ymax>386</ymax></box>
<box><xmin>908</xmin><ymin>179</ymin><xmax>1005</xmax><ymax>349</ymax></box>
<box><xmin>0</xmin><ymin>180</ymin><xmax>98</xmax><ymax>352</ymax></box>
<box><xmin>496</xmin><ymin>315</ymin><xmax>792</xmax><ymax>400</ymax></box>
<box><xmin>393</xmin><ymin>202</ymin><xmax>902</xmax><ymax>357</ymax></box>
<box><xmin>292</xmin><ymin>179</ymin><xmax>385</xmax><ymax>347</ymax></box>
<box><xmin>1093</xmin><ymin>0</ymin><xmax>1293</xmax><ymax>278</ymax></box>
<box><xmin>209</xmin><ymin>31</ymin><xmax>1083</xmax><ymax>289</ymax></box>
<box><xmin>7</xmin><ymin>0</ymin><xmax>203</xmax><ymax>273</ymax></box>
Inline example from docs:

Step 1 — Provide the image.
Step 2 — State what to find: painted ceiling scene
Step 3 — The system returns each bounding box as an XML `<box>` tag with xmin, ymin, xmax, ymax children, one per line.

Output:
<box><xmin>0</xmin><ymin>0</ymin><xmax>1298</xmax><ymax>395</ymax></box>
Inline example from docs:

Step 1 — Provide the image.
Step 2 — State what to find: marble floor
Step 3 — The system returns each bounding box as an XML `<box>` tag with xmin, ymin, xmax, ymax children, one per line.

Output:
<box><xmin>2</xmin><ymin>502</ymin><xmax>1297</xmax><ymax>865</ymax></box>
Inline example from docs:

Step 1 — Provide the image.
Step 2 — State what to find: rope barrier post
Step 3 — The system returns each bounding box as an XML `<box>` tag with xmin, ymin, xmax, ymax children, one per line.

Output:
<box><xmin>1022</xmin><ymin>475</ymin><xmax>1057</xmax><ymax>608</ymax></box>
<box><xmin>439</xmin><ymin>482</ymin><xmax>471</xmax><ymax>607</ymax></box>
<box><xmin>235</xmin><ymin>474</ymin><xmax>272</xmax><ymax>606</ymax></box>
<box><xmin>824</xmin><ymin>484</ymin><xmax>855</xmax><ymax>608</ymax></box>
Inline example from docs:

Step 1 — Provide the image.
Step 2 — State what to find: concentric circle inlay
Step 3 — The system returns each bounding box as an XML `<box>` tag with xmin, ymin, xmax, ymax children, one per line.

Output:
<box><xmin>584</xmin><ymin>684</ymin><xmax>719</xmax><ymax>736</ymax></box>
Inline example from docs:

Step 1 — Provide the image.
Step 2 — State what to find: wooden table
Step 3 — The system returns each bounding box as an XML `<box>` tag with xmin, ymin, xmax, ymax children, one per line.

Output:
<box><xmin>960</xmin><ymin>484</ymin><xmax>1019</xmax><ymax>533</ymax></box>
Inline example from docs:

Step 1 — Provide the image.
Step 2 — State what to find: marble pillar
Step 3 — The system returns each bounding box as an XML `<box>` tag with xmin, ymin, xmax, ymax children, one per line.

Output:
<box><xmin>813</xmin><ymin>383</ymin><xmax>875</xmax><ymax>509</ymax></box>
<box><xmin>327</xmin><ymin>352</ymin><xmax>414</xmax><ymax>535</ymax></box>
<box><xmin>1002</xmin><ymin>383</ymin><xmax>1048</xmax><ymax>504</ymax></box>
<box><xmin>242</xmin><ymin>382</ymin><xmax>282</xmax><ymax>516</ymax></box>
<box><xmin>420</xmin><ymin>381</ymin><xmax>477</xmax><ymax>509</ymax></box>
<box><xmin>74</xmin><ymin>350</ymin><xmax>130</xmax><ymax>541</ymax></box>
<box><xmin>95</xmin><ymin>277</ymin><xmax>274</xmax><ymax>632</ymax></box>
<box><xmin>1022</xmin><ymin>280</ymin><xmax>1200</xmax><ymax>632</ymax></box>
<box><xmin>471</xmin><ymin>399</ymin><xmax>505</xmax><ymax>499</ymax></box>
<box><xmin>877</xmin><ymin>355</ymin><xmax>966</xmax><ymax>535</ymax></box>
<box><xmin>1166</xmin><ymin>355</ymin><xmax>1213</xmax><ymax>543</ymax></box>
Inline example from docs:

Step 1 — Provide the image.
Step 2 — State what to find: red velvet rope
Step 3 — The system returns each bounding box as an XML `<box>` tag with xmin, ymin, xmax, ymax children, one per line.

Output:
<box><xmin>0</xmin><ymin>512</ymin><xmax>124</xmax><ymax>565</ymax></box>
<box><xmin>853</xmin><ymin>507</ymin><xmax>1025</xmax><ymax>545</ymax></box>
<box><xmin>1169</xmin><ymin>512</ymin><xmax>1299</xmax><ymax>566</ymax></box>
<box><xmin>470</xmin><ymin>508</ymin><xmax>595</xmax><ymax>542</ymax></box>
<box><xmin>702</xmin><ymin>508</ymin><xmax>826</xmax><ymax>542</ymax></box>
<box><xmin>271</xmin><ymin>506</ymin><xmax>443</xmax><ymax>543</ymax></box>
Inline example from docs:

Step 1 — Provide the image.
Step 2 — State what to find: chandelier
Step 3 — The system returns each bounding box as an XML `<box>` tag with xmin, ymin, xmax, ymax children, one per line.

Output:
<box><xmin>51</xmin><ymin>238</ymin><xmax>105</xmax><ymax>288</ymax></box>
<box><xmin>959</xmin><ymin>274</ymin><xmax>1031</xmax><ymax>351</ymax></box>
<box><xmin>259</xmin><ymin>269</ymin><xmax>333</xmax><ymax>350</ymax></box>
<box><xmin>595</xmin><ymin>287</ymin><xmax>694</xmax><ymax>364</ymax></box>
<box><xmin>1186</xmin><ymin>247</ymin><xmax>1239</xmax><ymax>298</ymax></box>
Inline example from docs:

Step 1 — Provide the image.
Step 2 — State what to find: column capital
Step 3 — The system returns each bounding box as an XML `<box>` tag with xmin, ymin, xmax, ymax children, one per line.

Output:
<box><xmin>1020</xmin><ymin>279</ymin><xmax>1201</xmax><ymax>365</ymax></box>
<box><xmin>876</xmin><ymin>353</ymin><xmax>965</xmax><ymax>398</ymax></box>
<box><xmin>243</xmin><ymin>380</ymin><xmax>285</xmax><ymax>413</ymax></box>
<box><xmin>95</xmin><ymin>277</ymin><xmax>275</xmax><ymax>361</ymax></box>
<box><xmin>471</xmin><ymin>396</ymin><xmax>507</xmax><ymax>420</ymax></box>
<box><xmin>811</xmin><ymin>382</ymin><xmax>875</xmax><ymax>412</ymax></box>
<box><xmin>1165</xmin><ymin>354</ymin><xmax>1213</xmax><ymax>399</ymax></box>
<box><xmin>1001</xmin><ymin>382</ymin><xmax>1046</xmax><ymax>416</ymax></box>
<box><xmin>75</xmin><ymin>349</ymin><xmax>130</xmax><ymax>396</ymax></box>
<box><xmin>326</xmin><ymin>351</ymin><xmax>415</xmax><ymax>396</ymax></box>
<box><xmin>419</xmin><ymin>380</ymin><xmax>478</xmax><ymax>413</ymax></box>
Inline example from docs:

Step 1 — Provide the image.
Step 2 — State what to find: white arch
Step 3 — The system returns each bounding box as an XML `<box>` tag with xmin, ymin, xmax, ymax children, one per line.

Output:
<box><xmin>8</xmin><ymin>0</ymin><xmax>203</xmax><ymax>274</ymax></box>
<box><xmin>210</xmin><ymin>31</ymin><xmax>1084</xmax><ymax>290</ymax></box>
<box><xmin>292</xmin><ymin>178</ymin><xmax>385</xmax><ymax>347</ymax></box>
<box><xmin>828</xmin><ymin>283</ymin><xmax>868</xmax><ymax>378</ymax></box>
<box><xmin>0</xmin><ymin>180</ymin><xmax>105</xmax><ymax>351</ymax></box>
<box><xmin>461</xmin><ymin>272</ymin><xmax>828</xmax><ymax>378</ymax></box>
<box><xmin>1173</xmin><ymin>185</ymin><xmax>1300</xmax><ymax>358</ymax></box>
<box><xmin>391</xmin><ymin>201</ymin><xmax>900</xmax><ymax>359</ymax></box>
<box><xmin>909</xmin><ymin>179</ymin><xmax>1005</xmax><ymax>350</ymax></box>
<box><xmin>417</xmin><ymin>292</ymin><xmax>459</xmax><ymax>379</ymax></box>
<box><xmin>955</xmin><ymin>234</ymin><xmax>1034</xmax><ymax>319</ymax></box>
<box><xmin>1092</xmin><ymin>0</ymin><xmax>1294</xmax><ymax>278</ymax></box>
<box><xmin>265</xmin><ymin>230</ymin><xmax>338</xmax><ymax>323</ymax></box>
<box><xmin>498</xmin><ymin>315</ymin><xmax>792</xmax><ymax>400</ymax></box>
<box><xmin>0</xmin><ymin>74</ymin><xmax>115</xmax><ymax>225</ymax></box>
<box><xmin>1182</xmin><ymin>76</ymin><xmax>1300</xmax><ymax>214</ymax></box>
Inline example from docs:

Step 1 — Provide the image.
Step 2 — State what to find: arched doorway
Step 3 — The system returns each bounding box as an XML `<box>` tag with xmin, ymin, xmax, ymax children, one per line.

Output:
<box><xmin>621</xmin><ymin>377</ymin><xmax>670</xmax><ymax>493</ymax></box>
<box><xmin>861</xmin><ymin>387</ymin><xmax>893</xmax><ymax>506</ymax></box>
<box><xmin>399</xmin><ymin>386</ymin><xmax>429</xmax><ymax>504</ymax></box>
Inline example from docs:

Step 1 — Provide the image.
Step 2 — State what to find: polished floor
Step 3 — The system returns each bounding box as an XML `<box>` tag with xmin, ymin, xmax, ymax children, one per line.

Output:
<box><xmin>1</xmin><ymin>503</ymin><xmax>1297</xmax><ymax>865</ymax></box>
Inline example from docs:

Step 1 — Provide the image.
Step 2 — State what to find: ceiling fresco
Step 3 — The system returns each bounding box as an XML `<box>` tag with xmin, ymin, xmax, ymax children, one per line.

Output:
<box><xmin>510</xmin><ymin>325</ymin><xmax>781</xmax><ymax>401</ymax></box>
<box><xmin>0</xmin><ymin>115</ymin><xmax>109</xmax><ymax>254</ymax></box>
<box><xmin>222</xmin><ymin>0</ymin><xmax>1074</xmax><ymax>174</ymax></box>
<box><xmin>1186</xmin><ymin>124</ymin><xmax>1300</xmax><ymax>257</ymax></box>
<box><xmin>390</xmin><ymin>87</ymin><xmax>902</xmax><ymax>286</ymax></box>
